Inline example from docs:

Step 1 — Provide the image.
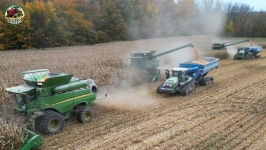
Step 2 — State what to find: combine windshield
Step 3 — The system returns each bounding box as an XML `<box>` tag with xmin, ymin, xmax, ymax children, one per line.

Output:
<box><xmin>11</xmin><ymin>93</ymin><xmax>32</xmax><ymax>109</ymax></box>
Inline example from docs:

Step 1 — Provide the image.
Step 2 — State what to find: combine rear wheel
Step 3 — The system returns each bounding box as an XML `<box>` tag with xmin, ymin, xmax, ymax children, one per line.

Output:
<box><xmin>77</xmin><ymin>107</ymin><xmax>94</xmax><ymax>123</ymax></box>
<box><xmin>40</xmin><ymin>110</ymin><xmax>65</xmax><ymax>134</ymax></box>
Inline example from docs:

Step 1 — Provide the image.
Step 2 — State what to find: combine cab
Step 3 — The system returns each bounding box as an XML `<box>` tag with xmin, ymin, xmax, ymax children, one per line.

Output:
<box><xmin>129</xmin><ymin>43</ymin><xmax>194</xmax><ymax>81</ymax></box>
<box><xmin>5</xmin><ymin>69</ymin><xmax>97</xmax><ymax>135</ymax></box>
<box><xmin>233</xmin><ymin>46</ymin><xmax>263</xmax><ymax>60</ymax></box>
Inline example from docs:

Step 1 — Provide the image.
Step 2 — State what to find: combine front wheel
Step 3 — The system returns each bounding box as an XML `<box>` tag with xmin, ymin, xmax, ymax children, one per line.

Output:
<box><xmin>40</xmin><ymin>110</ymin><xmax>65</xmax><ymax>134</ymax></box>
<box><xmin>77</xmin><ymin>107</ymin><xmax>94</xmax><ymax>123</ymax></box>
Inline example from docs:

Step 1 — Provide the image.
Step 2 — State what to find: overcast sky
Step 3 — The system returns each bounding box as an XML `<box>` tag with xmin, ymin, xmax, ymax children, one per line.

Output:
<box><xmin>221</xmin><ymin>0</ymin><xmax>266</xmax><ymax>11</ymax></box>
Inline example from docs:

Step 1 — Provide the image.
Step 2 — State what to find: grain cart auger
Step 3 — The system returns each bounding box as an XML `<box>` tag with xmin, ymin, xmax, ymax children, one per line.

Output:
<box><xmin>5</xmin><ymin>69</ymin><xmax>98</xmax><ymax>135</ymax></box>
<box><xmin>211</xmin><ymin>40</ymin><xmax>250</xmax><ymax>59</ymax></box>
<box><xmin>129</xmin><ymin>43</ymin><xmax>194</xmax><ymax>81</ymax></box>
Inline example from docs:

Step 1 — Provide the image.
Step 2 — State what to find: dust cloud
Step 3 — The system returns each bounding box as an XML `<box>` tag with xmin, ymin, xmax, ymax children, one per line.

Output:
<box><xmin>96</xmin><ymin>81</ymin><xmax>156</xmax><ymax>111</ymax></box>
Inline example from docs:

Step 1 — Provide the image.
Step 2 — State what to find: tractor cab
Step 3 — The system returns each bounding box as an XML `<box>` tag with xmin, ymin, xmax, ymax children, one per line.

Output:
<box><xmin>171</xmin><ymin>68</ymin><xmax>191</xmax><ymax>84</ymax></box>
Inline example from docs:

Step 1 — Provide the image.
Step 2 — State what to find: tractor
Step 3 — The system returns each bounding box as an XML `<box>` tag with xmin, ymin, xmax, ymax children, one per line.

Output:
<box><xmin>157</xmin><ymin>68</ymin><xmax>197</xmax><ymax>96</ymax></box>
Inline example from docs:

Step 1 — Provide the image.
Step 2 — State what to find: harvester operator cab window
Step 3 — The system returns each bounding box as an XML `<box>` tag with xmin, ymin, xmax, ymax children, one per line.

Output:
<box><xmin>12</xmin><ymin>93</ymin><xmax>31</xmax><ymax>109</ymax></box>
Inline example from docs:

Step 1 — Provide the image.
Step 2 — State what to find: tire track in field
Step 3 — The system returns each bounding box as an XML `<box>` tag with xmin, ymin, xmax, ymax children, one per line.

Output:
<box><xmin>155</xmin><ymin>112</ymin><xmax>249</xmax><ymax>149</ymax></box>
<box><xmin>246</xmin><ymin>124</ymin><xmax>266</xmax><ymax>149</ymax></box>
<box><xmin>128</xmin><ymin>113</ymin><xmax>237</xmax><ymax>150</ymax></box>
<box><xmin>222</xmin><ymin>115</ymin><xmax>266</xmax><ymax>150</ymax></box>
<box><xmin>213</xmin><ymin>114</ymin><xmax>265</xmax><ymax>150</ymax></box>
<box><xmin>232</xmin><ymin>116</ymin><xmax>266</xmax><ymax>150</ymax></box>
<box><xmin>43</xmin><ymin>99</ymin><xmax>212</xmax><ymax>149</ymax></box>
<box><xmin>76</xmin><ymin>105</ymin><xmax>220</xmax><ymax>150</ymax></box>
<box><xmin>168</xmin><ymin>109</ymin><xmax>255</xmax><ymax>149</ymax></box>
<box><xmin>190</xmin><ymin>113</ymin><xmax>258</xmax><ymax>150</ymax></box>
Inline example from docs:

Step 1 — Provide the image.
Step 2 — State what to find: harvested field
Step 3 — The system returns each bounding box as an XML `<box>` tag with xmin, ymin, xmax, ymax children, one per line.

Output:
<box><xmin>0</xmin><ymin>35</ymin><xmax>266</xmax><ymax>150</ymax></box>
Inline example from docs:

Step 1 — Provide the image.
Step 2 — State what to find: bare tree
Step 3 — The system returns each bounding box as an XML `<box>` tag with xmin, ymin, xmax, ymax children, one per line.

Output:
<box><xmin>224</xmin><ymin>2</ymin><xmax>253</xmax><ymax>36</ymax></box>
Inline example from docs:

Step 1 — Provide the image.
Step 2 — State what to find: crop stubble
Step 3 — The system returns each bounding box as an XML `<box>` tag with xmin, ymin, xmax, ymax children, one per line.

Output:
<box><xmin>0</xmin><ymin>36</ymin><xmax>266</xmax><ymax>150</ymax></box>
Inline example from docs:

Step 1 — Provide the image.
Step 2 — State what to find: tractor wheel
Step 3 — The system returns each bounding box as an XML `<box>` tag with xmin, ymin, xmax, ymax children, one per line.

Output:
<box><xmin>77</xmin><ymin>107</ymin><xmax>94</xmax><ymax>123</ymax></box>
<box><xmin>156</xmin><ymin>82</ymin><xmax>164</xmax><ymax>94</ymax></box>
<box><xmin>191</xmin><ymin>83</ymin><xmax>197</xmax><ymax>94</ymax></box>
<box><xmin>250</xmin><ymin>54</ymin><xmax>254</xmax><ymax>59</ymax></box>
<box><xmin>183</xmin><ymin>89</ymin><xmax>189</xmax><ymax>96</ymax></box>
<box><xmin>245</xmin><ymin>54</ymin><xmax>250</xmax><ymax>60</ymax></box>
<box><xmin>40</xmin><ymin>110</ymin><xmax>65</xmax><ymax>134</ymax></box>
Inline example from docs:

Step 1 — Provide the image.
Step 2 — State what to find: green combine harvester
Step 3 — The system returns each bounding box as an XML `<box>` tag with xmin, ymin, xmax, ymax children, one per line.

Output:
<box><xmin>129</xmin><ymin>43</ymin><xmax>195</xmax><ymax>81</ymax></box>
<box><xmin>211</xmin><ymin>40</ymin><xmax>251</xmax><ymax>58</ymax></box>
<box><xmin>5</xmin><ymin>69</ymin><xmax>98</xmax><ymax>149</ymax></box>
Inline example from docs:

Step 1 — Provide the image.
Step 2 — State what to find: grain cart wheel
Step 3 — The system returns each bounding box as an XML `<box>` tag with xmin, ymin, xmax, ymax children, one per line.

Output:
<box><xmin>77</xmin><ymin>107</ymin><xmax>94</xmax><ymax>123</ymax></box>
<box><xmin>245</xmin><ymin>54</ymin><xmax>250</xmax><ymax>60</ymax></box>
<box><xmin>40</xmin><ymin>110</ymin><xmax>65</xmax><ymax>134</ymax></box>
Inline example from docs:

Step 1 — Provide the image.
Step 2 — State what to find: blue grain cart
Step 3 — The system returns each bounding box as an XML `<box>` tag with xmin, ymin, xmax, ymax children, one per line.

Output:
<box><xmin>179</xmin><ymin>57</ymin><xmax>219</xmax><ymax>85</ymax></box>
<box><xmin>157</xmin><ymin>57</ymin><xmax>219</xmax><ymax>96</ymax></box>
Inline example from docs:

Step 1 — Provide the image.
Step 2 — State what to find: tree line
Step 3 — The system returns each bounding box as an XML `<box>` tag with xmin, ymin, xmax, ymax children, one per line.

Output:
<box><xmin>0</xmin><ymin>0</ymin><xmax>265</xmax><ymax>50</ymax></box>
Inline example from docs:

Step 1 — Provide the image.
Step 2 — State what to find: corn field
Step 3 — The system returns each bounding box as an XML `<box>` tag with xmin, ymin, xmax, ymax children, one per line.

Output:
<box><xmin>0</xmin><ymin>35</ymin><xmax>266</xmax><ymax>150</ymax></box>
